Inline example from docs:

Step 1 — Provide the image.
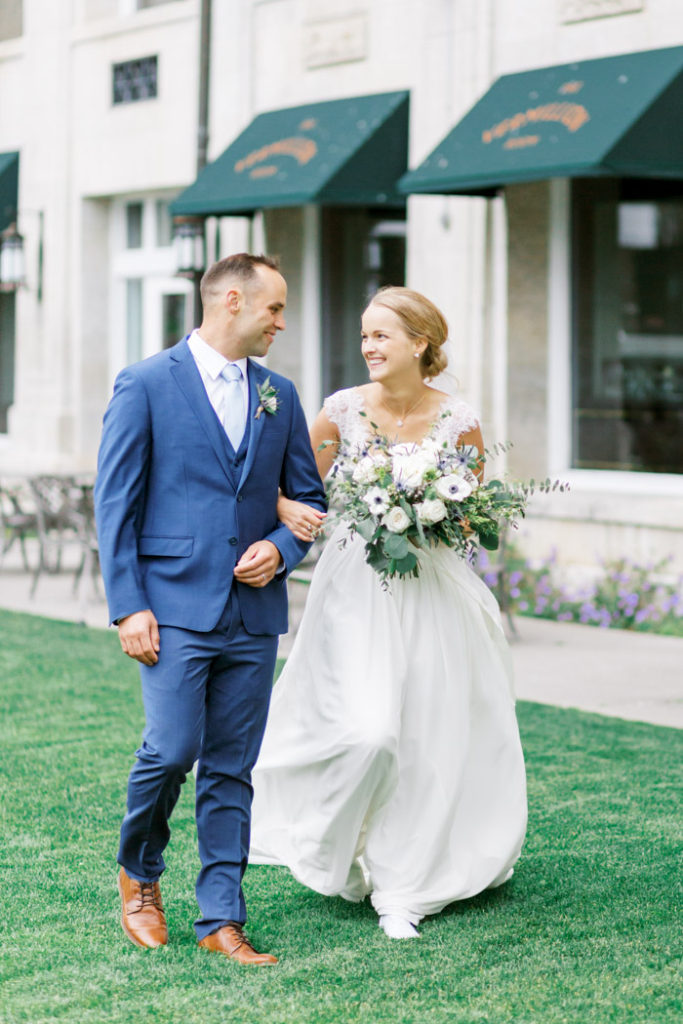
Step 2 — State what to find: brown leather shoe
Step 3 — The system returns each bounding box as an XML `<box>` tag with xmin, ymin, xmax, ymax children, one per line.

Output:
<box><xmin>117</xmin><ymin>867</ymin><xmax>168</xmax><ymax>949</ymax></box>
<box><xmin>198</xmin><ymin>924</ymin><xmax>278</xmax><ymax>965</ymax></box>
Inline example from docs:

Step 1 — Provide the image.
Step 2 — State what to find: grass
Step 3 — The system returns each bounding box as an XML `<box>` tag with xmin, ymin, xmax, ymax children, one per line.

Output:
<box><xmin>0</xmin><ymin>609</ymin><xmax>681</xmax><ymax>1024</ymax></box>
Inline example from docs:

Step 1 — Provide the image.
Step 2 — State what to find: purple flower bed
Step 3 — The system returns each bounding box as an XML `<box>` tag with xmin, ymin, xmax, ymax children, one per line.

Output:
<box><xmin>475</xmin><ymin>547</ymin><xmax>683</xmax><ymax>635</ymax></box>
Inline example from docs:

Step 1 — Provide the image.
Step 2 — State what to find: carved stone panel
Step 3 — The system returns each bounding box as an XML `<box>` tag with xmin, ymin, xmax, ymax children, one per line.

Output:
<box><xmin>303</xmin><ymin>14</ymin><xmax>368</xmax><ymax>69</ymax></box>
<box><xmin>559</xmin><ymin>0</ymin><xmax>644</xmax><ymax>23</ymax></box>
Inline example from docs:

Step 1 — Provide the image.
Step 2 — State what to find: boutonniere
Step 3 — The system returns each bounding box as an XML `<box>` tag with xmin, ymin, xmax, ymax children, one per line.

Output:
<box><xmin>255</xmin><ymin>377</ymin><xmax>279</xmax><ymax>419</ymax></box>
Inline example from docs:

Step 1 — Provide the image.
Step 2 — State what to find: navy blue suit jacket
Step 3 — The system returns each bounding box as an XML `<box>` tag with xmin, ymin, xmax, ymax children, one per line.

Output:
<box><xmin>95</xmin><ymin>338</ymin><xmax>326</xmax><ymax>634</ymax></box>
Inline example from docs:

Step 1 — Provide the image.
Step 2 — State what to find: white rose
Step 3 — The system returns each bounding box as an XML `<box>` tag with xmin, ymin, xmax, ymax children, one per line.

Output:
<box><xmin>416</xmin><ymin>498</ymin><xmax>448</xmax><ymax>525</ymax></box>
<box><xmin>383</xmin><ymin>506</ymin><xmax>412</xmax><ymax>533</ymax></box>
<box><xmin>352</xmin><ymin>456</ymin><xmax>379</xmax><ymax>484</ymax></box>
<box><xmin>435</xmin><ymin>475</ymin><xmax>473</xmax><ymax>502</ymax></box>
<box><xmin>392</xmin><ymin>446</ymin><xmax>436</xmax><ymax>491</ymax></box>
<box><xmin>421</xmin><ymin>439</ymin><xmax>442</xmax><ymax>463</ymax></box>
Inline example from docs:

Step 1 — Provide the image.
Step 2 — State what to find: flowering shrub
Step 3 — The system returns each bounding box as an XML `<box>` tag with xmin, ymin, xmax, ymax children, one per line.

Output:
<box><xmin>475</xmin><ymin>545</ymin><xmax>683</xmax><ymax>635</ymax></box>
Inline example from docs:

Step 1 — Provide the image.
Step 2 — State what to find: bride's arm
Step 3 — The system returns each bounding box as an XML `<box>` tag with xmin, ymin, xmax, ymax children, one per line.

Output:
<box><xmin>458</xmin><ymin>424</ymin><xmax>485</xmax><ymax>482</ymax></box>
<box><xmin>309</xmin><ymin>407</ymin><xmax>340</xmax><ymax>480</ymax></box>
<box><xmin>277</xmin><ymin>408</ymin><xmax>340</xmax><ymax>541</ymax></box>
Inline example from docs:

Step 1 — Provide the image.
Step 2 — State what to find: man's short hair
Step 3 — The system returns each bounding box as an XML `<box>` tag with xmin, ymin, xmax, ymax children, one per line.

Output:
<box><xmin>200</xmin><ymin>253</ymin><xmax>280</xmax><ymax>305</ymax></box>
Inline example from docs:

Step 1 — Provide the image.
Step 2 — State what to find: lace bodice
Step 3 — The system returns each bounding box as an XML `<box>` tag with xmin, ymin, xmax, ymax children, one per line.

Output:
<box><xmin>323</xmin><ymin>387</ymin><xmax>479</xmax><ymax>450</ymax></box>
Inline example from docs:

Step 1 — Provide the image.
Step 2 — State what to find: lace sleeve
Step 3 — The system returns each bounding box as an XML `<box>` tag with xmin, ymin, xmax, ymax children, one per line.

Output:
<box><xmin>323</xmin><ymin>388</ymin><xmax>364</xmax><ymax>441</ymax></box>
<box><xmin>435</xmin><ymin>399</ymin><xmax>480</xmax><ymax>447</ymax></box>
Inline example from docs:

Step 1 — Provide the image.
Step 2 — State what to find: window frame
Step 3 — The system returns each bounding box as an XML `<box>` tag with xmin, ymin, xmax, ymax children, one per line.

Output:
<box><xmin>547</xmin><ymin>178</ymin><xmax>683</xmax><ymax>496</ymax></box>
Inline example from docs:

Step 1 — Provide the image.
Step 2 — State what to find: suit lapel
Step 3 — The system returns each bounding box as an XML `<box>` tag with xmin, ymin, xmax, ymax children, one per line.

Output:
<box><xmin>237</xmin><ymin>360</ymin><xmax>268</xmax><ymax>492</ymax></box>
<box><xmin>169</xmin><ymin>338</ymin><xmax>237</xmax><ymax>491</ymax></box>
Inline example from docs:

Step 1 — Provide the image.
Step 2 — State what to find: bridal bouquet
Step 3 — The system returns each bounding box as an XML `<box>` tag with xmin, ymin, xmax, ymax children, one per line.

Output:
<box><xmin>325</xmin><ymin>413</ymin><xmax>561</xmax><ymax>584</ymax></box>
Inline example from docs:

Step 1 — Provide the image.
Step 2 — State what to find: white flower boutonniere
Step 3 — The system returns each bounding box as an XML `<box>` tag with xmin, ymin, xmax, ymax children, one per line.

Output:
<box><xmin>255</xmin><ymin>377</ymin><xmax>279</xmax><ymax>419</ymax></box>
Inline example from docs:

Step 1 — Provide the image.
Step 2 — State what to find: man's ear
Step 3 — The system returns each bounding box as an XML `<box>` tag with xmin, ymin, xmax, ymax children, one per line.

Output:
<box><xmin>226</xmin><ymin>287</ymin><xmax>241</xmax><ymax>314</ymax></box>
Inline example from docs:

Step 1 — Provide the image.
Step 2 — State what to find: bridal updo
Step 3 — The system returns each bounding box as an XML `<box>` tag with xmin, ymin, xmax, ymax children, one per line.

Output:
<box><xmin>367</xmin><ymin>287</ymin><xmax>449</xmax><ymax>380</ymax></box>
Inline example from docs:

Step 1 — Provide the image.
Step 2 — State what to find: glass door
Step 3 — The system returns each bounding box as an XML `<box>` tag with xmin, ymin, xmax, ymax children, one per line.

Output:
<box><xmin>321</xmin><ymin>208</ymin><xmax>406</xmax><ymax>396</ymax></box>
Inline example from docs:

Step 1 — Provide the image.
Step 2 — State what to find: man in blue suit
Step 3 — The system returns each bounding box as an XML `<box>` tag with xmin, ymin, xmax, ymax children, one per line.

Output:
<box><xmin>95</xmin><ymin>253</ymin><xmax>326</xmax><ymax>965</ymax></box>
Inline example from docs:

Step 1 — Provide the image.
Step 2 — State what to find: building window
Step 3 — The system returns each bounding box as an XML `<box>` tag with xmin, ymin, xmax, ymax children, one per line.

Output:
<box><xmin>112</xmin><ymin>56</ymin><xmax>158</xmax><ymax>105</ymax></box>
<box><xmin>125</xmin><ymin>202</ymin><xmax>144</xmax><ymax>248</ymax></box>
<box><xmin>126</xmin><ymin>279</ymin><xmax>143</xmax><ymax>364</ymax></box>
<box><xmin>162</xmin><ymin>293</ymin><xmax>187</xmax><ymax>349</ymax></box>
<box><xmin>572</xmin><ymin>179</ymin><xmax>683</xmax><ymax>475</ymax></box>
<box><xmin>321</xmin><ymin>208</ymin><xmax>406</xmax><ymax>395</ymax></box>
<box><xmin>155</xmin><ymin>199</ymin><xmax>172</xmax><ymax>247</ymax></box>
<box><xmin>0</xmin><ymin>293</ymin><xmax>16</xmax><ymax>433</ymax></box>
<box><xmin>0</xmin><ymin>0</ymin><xmax>22</xmax><ymax>41</ymax></box>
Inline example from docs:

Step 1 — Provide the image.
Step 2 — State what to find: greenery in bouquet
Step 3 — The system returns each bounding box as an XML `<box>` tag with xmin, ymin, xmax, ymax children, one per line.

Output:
<box><xmin>324</xmin><ymin>411</ymin><xmax>565</xmax><ymax>584</ymax></box>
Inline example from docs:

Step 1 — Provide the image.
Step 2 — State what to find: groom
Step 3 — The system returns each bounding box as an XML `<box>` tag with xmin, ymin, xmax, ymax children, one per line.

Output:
<box><xmin>95</xmin><ymin>253</ymin><xmax>326</xmax><ymax>965</ymax></box>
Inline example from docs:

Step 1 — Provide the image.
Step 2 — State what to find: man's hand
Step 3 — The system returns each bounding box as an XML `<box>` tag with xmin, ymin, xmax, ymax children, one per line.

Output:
<box><xmin>233</xmin><ymin>540</ymin><xmax>282</xmax><ymax>588</ymax></box>
<box><xmin>118</xmin><ymin>609</ymin><xmax>160</xmax><ymax>665</ymax></box>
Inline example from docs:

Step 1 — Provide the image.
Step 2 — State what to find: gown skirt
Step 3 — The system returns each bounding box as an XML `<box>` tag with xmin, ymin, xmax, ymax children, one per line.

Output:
<box><xmin>250</xmin><ymin>523</ymin><xmax>528</xmax><ymax>925</ymax></box>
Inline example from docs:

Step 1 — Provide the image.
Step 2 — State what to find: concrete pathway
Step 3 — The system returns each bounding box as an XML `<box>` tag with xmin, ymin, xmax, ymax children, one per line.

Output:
<box><xmin>1</xmin><ymin>541</ymin><xmax>681</xmax><ymax>729</ymax></box>
<box><xmin>507</xmin><ymin>614</ymin><xmax>682</xmax><ymax>729</ymax></box>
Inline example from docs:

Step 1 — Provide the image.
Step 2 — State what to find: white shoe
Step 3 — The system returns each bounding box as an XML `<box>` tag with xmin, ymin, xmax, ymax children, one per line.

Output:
<box><xmin>379</xmin><ymin>914</ymin><xmax>419</xmax><ymax>939</ymax></box>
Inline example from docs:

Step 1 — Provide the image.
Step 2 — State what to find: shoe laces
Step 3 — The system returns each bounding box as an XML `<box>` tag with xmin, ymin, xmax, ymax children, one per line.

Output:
<box><xmin>136</xmin><ymin>881</ymin><xmax>162</xmax><ymax>912</ymax></box>
<box><xmin>225</xmin><ymin>923</ymin><xmax>250</xmax><ymax>952</ymax></box>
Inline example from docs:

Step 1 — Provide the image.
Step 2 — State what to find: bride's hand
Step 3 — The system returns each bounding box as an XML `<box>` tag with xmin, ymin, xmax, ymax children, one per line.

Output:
<box><xmin>277</xmin><ymin>494</ymin><xmax>326</xmax><ymax>542</ymax></box>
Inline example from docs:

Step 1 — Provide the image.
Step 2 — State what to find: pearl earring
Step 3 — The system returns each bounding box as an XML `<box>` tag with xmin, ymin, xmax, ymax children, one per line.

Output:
<box><xmin>414</xmin><ymin>352</ymin><xmax>420</xmax><ymax>359</ymax></box>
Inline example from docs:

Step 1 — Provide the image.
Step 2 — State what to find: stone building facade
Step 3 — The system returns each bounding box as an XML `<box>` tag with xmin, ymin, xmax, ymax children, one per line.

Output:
<box><xmin>1</xmin><ymin>0</ymin><xmax>682</xmax><ymax>571</ymax></box>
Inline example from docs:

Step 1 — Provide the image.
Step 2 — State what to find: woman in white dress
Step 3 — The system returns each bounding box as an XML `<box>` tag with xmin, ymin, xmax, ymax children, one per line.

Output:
<box><xmin>250</xmin><ymin>287</ymin><xmax>527</xmax><ymax>939</ymax></box>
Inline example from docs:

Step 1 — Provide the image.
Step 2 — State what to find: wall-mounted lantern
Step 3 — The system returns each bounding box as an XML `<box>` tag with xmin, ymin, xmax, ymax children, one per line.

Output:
<box><xmin>0</xmin><ymin>222</ymin><xmax>25</xmax><ymax>292</ymax></box>
<box><xmin>172</xmin><ymin>216</ymin><xmax>206</xmax><ymax>278</ymax></box>
<box><xmin>0</xmin><ymin>213</ymin><xmax>44</xmax><ymax>300</ymax></box>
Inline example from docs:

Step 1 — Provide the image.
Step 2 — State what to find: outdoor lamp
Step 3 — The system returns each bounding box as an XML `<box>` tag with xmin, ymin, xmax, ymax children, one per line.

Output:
<box><xmin>0</xmin><ymin>222</ymin><xmax>25</xmax><ymax>292</ymax></box>
<box><xmin>172</xmin><ymin>216</ymin><xmax>206</xmax><ymax>278</ymax></box>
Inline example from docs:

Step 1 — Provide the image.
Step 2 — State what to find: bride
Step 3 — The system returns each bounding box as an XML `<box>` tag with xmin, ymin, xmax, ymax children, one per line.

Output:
<box><xmin>250</xmin><ymin>287</ymin><xmax>527</xmax><ymax>939</ymax></box>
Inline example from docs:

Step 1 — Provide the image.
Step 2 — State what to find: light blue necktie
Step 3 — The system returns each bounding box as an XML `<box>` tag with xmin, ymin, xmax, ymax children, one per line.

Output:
<box><xmin>220</xmin><ymin>363</ymin><xmax>246</xmax><ymax>450</ymax></box>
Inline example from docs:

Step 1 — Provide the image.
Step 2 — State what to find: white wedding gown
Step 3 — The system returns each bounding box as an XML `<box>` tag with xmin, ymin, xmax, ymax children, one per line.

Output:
<box><xmin>250</xmin><ymin>389</ymin><xmax>528</xmax><ymax>925</ymax></box>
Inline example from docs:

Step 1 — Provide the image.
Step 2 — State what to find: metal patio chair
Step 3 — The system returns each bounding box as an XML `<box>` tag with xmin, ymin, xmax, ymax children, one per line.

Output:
<box><xmin>28</xmin><ymin>475</ymin><xmax>99</xmax><ymax>599</ymax></box>
<box><xmin>0</xmin><ymin>480</ymin><xmax>38</xmax><ymax>572</ymax></box>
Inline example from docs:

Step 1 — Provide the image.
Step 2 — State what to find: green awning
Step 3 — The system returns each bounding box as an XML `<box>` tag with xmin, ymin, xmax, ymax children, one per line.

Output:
<box><xmin>171</xmin><ymin>91</ymin><xmax>409</xmax><ymax>217</ymax></box>
<box><xmin>0</xmin><ymin>151</ymin><xmax>19</xmax><ymax>231</ymax></box>
<box><xmin>400</xmin><ymin>46</ymin><xmax>683</xmax><ymax>198</ymax></box>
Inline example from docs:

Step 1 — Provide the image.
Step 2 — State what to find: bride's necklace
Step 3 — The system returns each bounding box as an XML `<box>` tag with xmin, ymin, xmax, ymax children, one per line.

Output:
<box><xmin>379</xmin><ymin>390</ymin><xmax>427</xmax><ymax>428</ymax></box>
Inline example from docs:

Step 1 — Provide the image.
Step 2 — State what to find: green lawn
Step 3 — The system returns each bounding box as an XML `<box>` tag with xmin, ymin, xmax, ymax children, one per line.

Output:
<box><xmin>0</xmin><ymin>609</ymin><xmax>680</xmax><ymax>1024</ymax></box>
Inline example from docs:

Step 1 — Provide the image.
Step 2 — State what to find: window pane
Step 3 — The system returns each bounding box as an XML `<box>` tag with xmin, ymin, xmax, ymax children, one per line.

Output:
<box><xmin>572</xmin><ymin>180</ymin><xmax>683</xmax><ymax>474</ymax></box>
<box><xmin>161</xmin><ymin>293</ymin><xmax>186</xmax><ymax>349</ymax></box>
<box><xmin>0</xmin><ymin>293</ymin><xmax>16</xmax><ymax>433</ymax></box>
<box><xmin>126</xmin><ymin>279</ymin><xmax>143</xmax><ymax>364</ymax></box>
<box><xmin>126</xmin><ymin>202</ymin><xmax>144</xmax><ymax>249</ymax></box>
<box><xmin>112</xmin><ymin>56</ymin><xmax>158</xmax><ymax>105</ymax></box>
<box><xmin>155</xmin><ymin>199</ymin><xmax>172</xmax><ymax>247</ymax></box>
<box><xmin>321</xmin><ymin>209</ymin><xmax>406</xmax><ymax>395</ymax></box>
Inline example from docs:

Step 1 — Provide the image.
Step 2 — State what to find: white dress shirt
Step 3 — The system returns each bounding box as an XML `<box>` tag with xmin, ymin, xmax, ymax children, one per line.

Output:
<box><xmin>187</xmin><ymin>330</ymin><xmax>248</xmax><ymax>428</ymax></box>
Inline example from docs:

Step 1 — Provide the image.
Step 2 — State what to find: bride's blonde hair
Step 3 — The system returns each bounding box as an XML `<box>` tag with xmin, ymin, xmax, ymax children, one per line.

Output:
<box><xmin>367</xmin><ymin>286</ymin><xmax>449</xmax><ymax>380</ymax></box>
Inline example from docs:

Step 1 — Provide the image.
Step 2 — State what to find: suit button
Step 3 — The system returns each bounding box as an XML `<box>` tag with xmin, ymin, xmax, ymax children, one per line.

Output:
<box><xmin>237</xmin><ymin>495</ymin><xmax>243</xmax><ymax>503</ymax></box>
<box><xmin>229</xmin><ymin>537</ymin><xmax>238</xmax><ymax>546</ymax></box>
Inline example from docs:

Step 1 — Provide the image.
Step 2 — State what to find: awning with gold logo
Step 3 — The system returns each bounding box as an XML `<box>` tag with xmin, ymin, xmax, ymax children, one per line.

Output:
<box><xmin>171</xmin><ymin>91</ymin><xmax>409</xmax><ymax>217</ymax></box>
<box><xmin>399</xmin><ymin>46</ymin><xmax>683</xmax><ymax>198</ymax></box>
<box><xmin>0</xmin><ymin>152</ymin><xmax>19</xmax><ymax>231</ymax></box>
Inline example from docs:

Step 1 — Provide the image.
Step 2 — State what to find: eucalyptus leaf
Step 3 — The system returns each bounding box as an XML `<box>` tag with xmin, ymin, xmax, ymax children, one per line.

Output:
<box><xmin>394</xmin><ymin>552</ymin><xmax>418</xmax><ymax>574</ymax></box>
<box><xmin>383</xmin><ymin>533</ymin><xmax>410</xmax><ymax>559</ymax></box>
<box><xmin>355</xmin><ymin>518</ymin><xmax>377</xmax><ymax>542</ymax></box>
